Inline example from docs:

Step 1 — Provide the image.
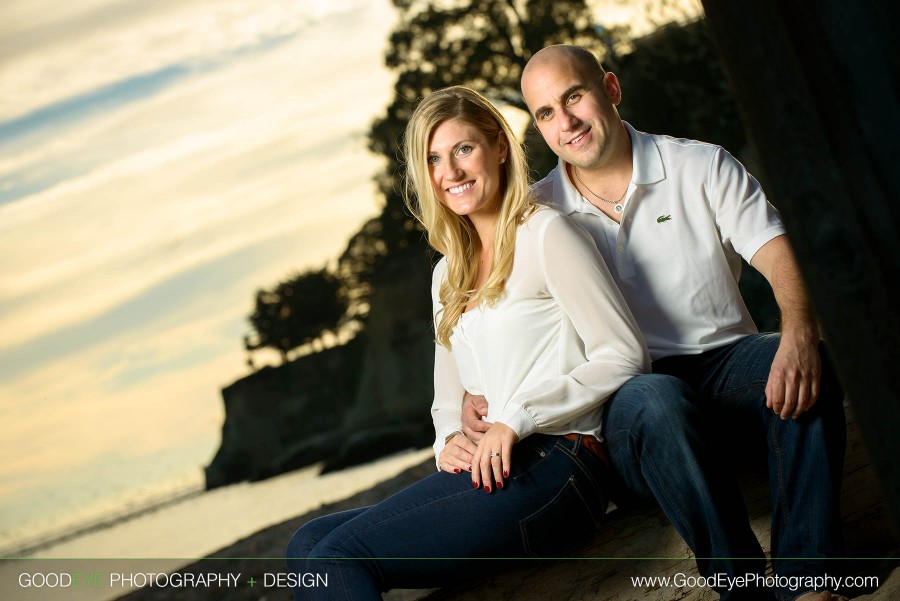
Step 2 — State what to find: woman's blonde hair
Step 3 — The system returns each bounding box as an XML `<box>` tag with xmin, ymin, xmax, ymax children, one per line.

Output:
<box><xmin>403</xmin><ymin>86</ymin><xmax>536</xmax><ymax>348</ymax></box>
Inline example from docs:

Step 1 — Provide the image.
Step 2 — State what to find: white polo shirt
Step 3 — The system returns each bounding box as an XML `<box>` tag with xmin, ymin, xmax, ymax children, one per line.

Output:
<box><xmin>532</xmin><ymin>122</ymin><xmax>785</xmax><ymax>361</ymax></box>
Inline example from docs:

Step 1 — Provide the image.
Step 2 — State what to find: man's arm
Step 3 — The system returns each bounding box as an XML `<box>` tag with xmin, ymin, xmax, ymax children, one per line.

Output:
<box><xmin>461</xmin><ymin>392</ymin><xmax>490</xmax><ymax>441</ymax></box>
<box><xmin>750</xmin><ymin>234</ymin><xmax>822</xmax><ymax>419</ymax></box>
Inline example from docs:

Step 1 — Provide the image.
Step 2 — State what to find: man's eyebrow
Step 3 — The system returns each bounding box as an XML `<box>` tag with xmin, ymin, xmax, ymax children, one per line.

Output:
<box><xmin>560</xmin><ymin>83</ymin><xmax>586</xmax><ymax>100</ymax></box>
<box><xmin>532</xmin><ymin>83</ymin><xmax>586</xmax><ymax>119</ymax></box>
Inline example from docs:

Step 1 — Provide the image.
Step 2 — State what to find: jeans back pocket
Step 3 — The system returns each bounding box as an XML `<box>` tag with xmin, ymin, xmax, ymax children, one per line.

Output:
<box><xmin>519</xmin><ymin>475</ymin><xmax>604</xmax><ymax>558</ymax></box>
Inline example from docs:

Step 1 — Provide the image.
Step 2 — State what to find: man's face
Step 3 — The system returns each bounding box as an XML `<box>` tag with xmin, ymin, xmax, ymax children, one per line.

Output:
<box><xmin>522</xmin><ymin>58</ymin><xmax>621</xmax><ymax>170</ymax></box>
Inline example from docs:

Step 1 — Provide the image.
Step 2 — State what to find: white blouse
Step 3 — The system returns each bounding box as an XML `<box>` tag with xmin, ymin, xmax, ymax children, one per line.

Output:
<box><xmin>430</xmin><ymin>207</ymin><xmax>650</xmax><ymax>464</ymax></box>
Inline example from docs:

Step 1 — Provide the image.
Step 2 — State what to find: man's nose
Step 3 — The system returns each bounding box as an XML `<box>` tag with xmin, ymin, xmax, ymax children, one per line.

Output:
<box><xmin>559</xmin><ymin>108</ymin><xmax>579</xmax><ymax>131</ymax></box>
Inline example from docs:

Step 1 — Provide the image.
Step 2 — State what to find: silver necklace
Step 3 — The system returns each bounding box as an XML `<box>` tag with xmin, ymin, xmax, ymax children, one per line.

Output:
<box><xmin>573</xmin><ymin>168</ymin><xmax>627</xmax><ymax>214</ymax></box>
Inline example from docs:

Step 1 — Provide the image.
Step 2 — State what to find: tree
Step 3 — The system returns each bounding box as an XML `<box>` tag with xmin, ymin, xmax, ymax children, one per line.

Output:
<box><xmin>246</xmin><ymin>268</ymin><xmax>348</xmax><ymax>363</ymax></box>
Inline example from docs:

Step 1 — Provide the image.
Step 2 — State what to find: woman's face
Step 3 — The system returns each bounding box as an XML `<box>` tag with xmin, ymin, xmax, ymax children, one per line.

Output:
<box><xmin>427</xmin><ymin>118</ymin><xmax>506</xmax><ymax>221</ymax></box>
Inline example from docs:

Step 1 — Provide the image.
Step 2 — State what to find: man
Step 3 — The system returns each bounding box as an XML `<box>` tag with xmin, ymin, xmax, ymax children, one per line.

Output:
<box><xmin>461</xmin><ymin>45</ymin><xmax>847</xmax><ymax>601</ymax></box>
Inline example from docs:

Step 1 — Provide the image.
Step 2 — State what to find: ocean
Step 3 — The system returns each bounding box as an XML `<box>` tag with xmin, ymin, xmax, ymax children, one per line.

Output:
<box><xmin>0</xmin><ymin>448</ymin><xmax>433</xmax><ymax>601</ymax></box>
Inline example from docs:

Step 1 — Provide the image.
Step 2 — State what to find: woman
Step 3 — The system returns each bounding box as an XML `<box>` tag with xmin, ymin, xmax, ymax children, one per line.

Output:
<box><xmin>286</xmin><ymin>86</ymin><xmax>649</xmax><ymax>600</ymax></box>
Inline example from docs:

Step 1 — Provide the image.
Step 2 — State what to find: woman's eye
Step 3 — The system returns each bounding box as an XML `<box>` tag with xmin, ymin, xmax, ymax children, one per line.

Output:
<box><xmin>428</xmin><ymin>155</ymin><xmax>440</xmax><ymax>165</ymax></box>
<box><xmin>457</xmin><ymin>145</ymin><xmax>472</xmax><ymax>156</ymax></box>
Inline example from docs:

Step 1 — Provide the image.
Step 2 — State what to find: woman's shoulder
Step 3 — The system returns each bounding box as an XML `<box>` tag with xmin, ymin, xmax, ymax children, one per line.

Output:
<box><xmin>431</xmin><ymin>256</ymin><xmax>448</xmax><ymax>295</ymax></box>
<box><xmin>519</xmin><ymin>205</ymin><xmax>600</xmax><ymax>266</ymax></box>
<box><xmin>521</xmin><ymin>204</ymin><xmax>583</xmax><ymax>239</ymax></box>
<box><xmin>520</xmin><ymin>204</ymin><xmax>566</xmax><ymax>233</ymax></box>
<box><xmin>432</xmin><ymin>256</ymin><xmax>448</xmax><ymax>279</ymax></box>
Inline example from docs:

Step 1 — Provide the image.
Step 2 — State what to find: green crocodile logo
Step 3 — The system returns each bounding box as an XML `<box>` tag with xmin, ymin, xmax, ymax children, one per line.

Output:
<box><xmin>657</xmin><ymin>215</ymin><xmax>672</xmax><ymax>223</ymax></box>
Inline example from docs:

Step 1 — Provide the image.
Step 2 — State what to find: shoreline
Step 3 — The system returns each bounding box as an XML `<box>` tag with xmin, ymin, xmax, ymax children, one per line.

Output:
<box><xmin>113</xmin><ymin>455</ymin><xmax>437</xmax><ymax>601</ymax></box>
<box><xmin>0</xmin><ymin>486</ymin><xmax>206</xmax><ymax>559</ymax></box>
<box><xmin>0</xmin><ymin>449</ymin><xmax>435</xmax><ymax>601</ymax></box>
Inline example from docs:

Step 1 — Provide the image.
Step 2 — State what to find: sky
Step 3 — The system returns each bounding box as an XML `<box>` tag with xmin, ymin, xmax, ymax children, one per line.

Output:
<box><xmin>0</xmin><ymin>0</ymin><xmax>398</xmax><ymax>547</ymax></box>
<box><xmin>0</xmin><ymin>0</ymin><xmax>702</xmax><ymax>551</ymax></box>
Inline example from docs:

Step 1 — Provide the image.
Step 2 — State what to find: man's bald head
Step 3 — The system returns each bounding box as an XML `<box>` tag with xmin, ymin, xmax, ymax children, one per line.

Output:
<box><xmin>519</xmin><ymin>44</ymin><xmax>627</xmax><ymax>172</ymax></box>
<box><xmin>522</xmin><ymin>45</ymin><xmax>606</xmax><ymax>91</ymax></box>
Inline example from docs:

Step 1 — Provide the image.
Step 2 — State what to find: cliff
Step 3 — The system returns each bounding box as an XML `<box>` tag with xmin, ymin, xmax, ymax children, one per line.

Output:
<box><xmin>205</xmin><ymin>251</ymin><xmax>436</xmax><ymax>488</ymax></box>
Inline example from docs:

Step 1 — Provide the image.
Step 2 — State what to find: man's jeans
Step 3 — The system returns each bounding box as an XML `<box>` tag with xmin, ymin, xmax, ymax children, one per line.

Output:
<box><xmin>286</xmin><ymin>433</ymin><xmax>610</xmax><ymax>601</ymax></box>
<box><xmin>605</xmin><ymin>334</ymin><xmax>846</xmax><ymax>601</ymax></box>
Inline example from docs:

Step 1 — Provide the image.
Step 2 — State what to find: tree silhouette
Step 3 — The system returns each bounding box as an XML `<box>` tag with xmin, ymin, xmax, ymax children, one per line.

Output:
<box><xmin>246</xmin><ymin>268</ymin><xmax>348</xmax><ymax>363</ymax></box>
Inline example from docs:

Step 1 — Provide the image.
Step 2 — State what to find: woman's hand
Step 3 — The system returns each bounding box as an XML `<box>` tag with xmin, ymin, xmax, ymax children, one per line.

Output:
<box><xmin>472</xmin><ymin>422</ymin><xmax>518</xmax><ymax>493</ymax></box>
<box><xmin>439</xmin><ymin>433</ymin><xmax>477</xmax><ymax>474</ymax></box>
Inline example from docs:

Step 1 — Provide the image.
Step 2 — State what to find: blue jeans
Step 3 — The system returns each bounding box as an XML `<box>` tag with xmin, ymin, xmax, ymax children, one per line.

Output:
<box><xmin>608</xmin><ymin>334</ymin><xmax>845</xmax><ymax>601</ymax></box>
<box><xmin>604</xmin><ymin>373</ymin><xmax>770</xmax><ymax>600</ymax></box>
<box><xmin>285</xmin><ymin>433</ymin><xmax>610</xmax><ymax>600</ymax></box>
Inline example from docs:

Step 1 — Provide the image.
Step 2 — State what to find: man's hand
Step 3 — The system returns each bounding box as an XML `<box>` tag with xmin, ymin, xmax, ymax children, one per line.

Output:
<box><xmin>438</xmin><ymin>433</ymin><xmax>477</xmax><ymax>474</ymax></box>
<box><xmin>471</xmin><ymin>422</ymin><xmax>517</xmax><ymax>493</ymax></box>
<box><xmin>751</xmin><ymin>235</ymin><xmax>822</xmax><ymax>420</ymax></box>
<box><xmin>461</xmin><ymin>392</ymin><xmax>491</xmax><ymax>441</ymax></box>
<box><xmin>766</xmin><ymin>334</ymin><xmax>821</xmax><ymax>419</ymax></box>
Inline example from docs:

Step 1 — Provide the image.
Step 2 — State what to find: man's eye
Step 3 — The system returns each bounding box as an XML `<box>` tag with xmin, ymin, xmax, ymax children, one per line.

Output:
<box><xmin>538</xmin><ymin>110</ymin><xmax>551</xmax><ymax>121</ymax></box>
<box><xmin>567</xmin><ymin>93</ymin><xmax>581</xmax><ymax>104</ymax></box>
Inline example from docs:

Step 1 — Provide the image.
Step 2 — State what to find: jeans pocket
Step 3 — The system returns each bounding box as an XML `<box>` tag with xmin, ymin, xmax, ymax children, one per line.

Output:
<box><xmin>509</xmin><ymin>435</ymin><xmax>553</xmax><ymax>481</ymax></box>
<box><xmin>519</xmin><ymin>475</ymin><xmax>603</xmax><ymax>558</ymax></box>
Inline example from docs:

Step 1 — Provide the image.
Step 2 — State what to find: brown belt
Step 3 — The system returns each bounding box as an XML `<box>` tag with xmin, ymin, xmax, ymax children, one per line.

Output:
<box><xmin>563</xmin><ymin>433</ymin><xmax>610</xmax><ymax>469</ymax></box>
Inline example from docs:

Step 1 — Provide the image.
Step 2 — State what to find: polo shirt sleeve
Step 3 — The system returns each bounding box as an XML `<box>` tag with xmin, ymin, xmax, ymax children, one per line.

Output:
<box><xmin>497</xmin><ymin>213</ymin><xmax>650</xmax><ymax>439</ymax></box>
<box><xmin>429</xmin><ymin>259</ymin><xmax>466</xmax><ymax>469</ymax></box>
<box><xmin>706</xmin><ymin>147</ymin><xmax>785</xmax><ymax>262</ymax></box>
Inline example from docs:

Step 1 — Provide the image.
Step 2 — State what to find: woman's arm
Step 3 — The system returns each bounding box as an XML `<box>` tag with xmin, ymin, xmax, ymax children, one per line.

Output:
<box><xmin>496</xmin><ymin>212</ymin><xmax>650</xmax><ymax>440</ymax></box>
<box><xmin>430</xmin><ymin>259</ymin><xmax>475</xmax><ymax>471</ymax></box>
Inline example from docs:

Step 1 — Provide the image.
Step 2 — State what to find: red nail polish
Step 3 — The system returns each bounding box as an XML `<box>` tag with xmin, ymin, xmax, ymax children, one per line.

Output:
<box><xmin>503</xmin><ymin>470</ymin><xmax>509</xmax><ymax>478</ymax></box>
<box><xmin>484</xmin><ymin>486</ymin><xmax>491</xmax><ymax>493</ymax></box>
<box><xmin>497</xmin><ymin>481</ymin><xmax>503</xmax><ymax>489</ymax></box>
<box><xmin>468</xmin><ymin>466</ymin><xmax>472</xmax><ymax>472</ymax></box>
<box><xmin>473</xmin><ymin>481</ymin><xmax>479</xmax><ymax>489</ymax></box>
<box><xmin>454</xmin><ymin>468</ymin><xmax>460</xmax><ymax>474</ymax></box>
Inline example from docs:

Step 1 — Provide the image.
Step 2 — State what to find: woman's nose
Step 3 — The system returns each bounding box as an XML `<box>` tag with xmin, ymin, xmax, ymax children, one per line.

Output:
<box><xmin>444</xmin><ymin>160</ymin><xmax>464</xmax><ymax>180</ymax></box>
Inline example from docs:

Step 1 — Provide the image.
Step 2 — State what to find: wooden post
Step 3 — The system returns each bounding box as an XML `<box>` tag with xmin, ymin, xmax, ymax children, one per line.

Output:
<box><xmin>699</xmin><ymin>0</ymin><xmax>900</xmax><ymax>534</ymax></box>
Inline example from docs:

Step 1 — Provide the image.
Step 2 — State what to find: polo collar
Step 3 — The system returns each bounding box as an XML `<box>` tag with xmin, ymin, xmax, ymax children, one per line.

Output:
<box><xmin>624</xmin><ymin>121</ymin><xmax>666</xmax><ymax>185</ymax></box>
<box><xmin>554</xmin><ymin>121</ymin><xmax>666</xmax><ymax>215</ymax></box>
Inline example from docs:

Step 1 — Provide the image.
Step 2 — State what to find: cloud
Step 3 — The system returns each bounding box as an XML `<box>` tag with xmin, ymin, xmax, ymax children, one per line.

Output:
<box><xmin>0</xmin><ymin>3</ymin><xmax>394</xmax><ymax>354</ymax></box>
<box><xmin>0</xmin><ymin>0</ymin><xmax>397</xmax><ymax>541</ymax></box>
<box><xmin>0</xmin><ymin>0</ymin><xmax>371</xmax><ymax>123</ymax></box>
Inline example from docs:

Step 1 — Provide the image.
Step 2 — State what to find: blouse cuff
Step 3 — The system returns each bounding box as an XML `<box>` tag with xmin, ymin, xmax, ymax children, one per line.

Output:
<box><xmin>497</xmin><ymin>402</ymin><xmax>538</xmax><ymax>441</ymax></box>
<box><xmin>433</xmin><ymin>425</ymin><xmax>462</xmax><ymax>470</ymax></box>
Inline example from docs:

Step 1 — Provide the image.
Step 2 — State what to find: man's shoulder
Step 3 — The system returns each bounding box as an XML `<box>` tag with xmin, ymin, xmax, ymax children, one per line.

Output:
<box><xmin>640</xmin><ymin>128</ymin><xmax>723</xmax><ymax>161</ymax></box>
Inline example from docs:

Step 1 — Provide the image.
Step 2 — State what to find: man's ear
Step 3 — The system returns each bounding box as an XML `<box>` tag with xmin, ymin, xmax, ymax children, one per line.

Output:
<box><xmin>603</xmin><ymin>71</ymin><xmax>622</xmax><ymax>105</ymax></box>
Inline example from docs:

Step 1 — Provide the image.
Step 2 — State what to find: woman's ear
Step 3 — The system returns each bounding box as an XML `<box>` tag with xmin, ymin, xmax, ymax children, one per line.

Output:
<box><xmin>498</xmin><ymin>134</ymin><xmax>509</xmax><ymax>164</ymax></box>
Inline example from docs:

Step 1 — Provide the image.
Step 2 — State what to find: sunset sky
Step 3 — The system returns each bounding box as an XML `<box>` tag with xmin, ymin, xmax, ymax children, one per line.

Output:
<box><xmin>0</xmin><ymin>0</ymin><xmax>399</xmax><ymax>545</ymax></box>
